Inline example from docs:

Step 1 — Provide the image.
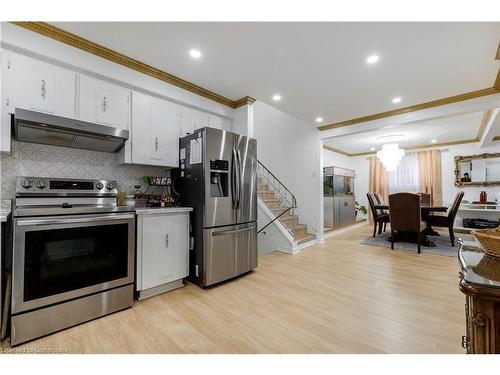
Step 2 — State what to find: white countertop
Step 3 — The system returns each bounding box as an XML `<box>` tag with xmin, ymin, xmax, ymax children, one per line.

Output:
<box><xmin>135</xmin><ymin>206</ymin><xmax>193</xmax><ymax>215</ymax></box>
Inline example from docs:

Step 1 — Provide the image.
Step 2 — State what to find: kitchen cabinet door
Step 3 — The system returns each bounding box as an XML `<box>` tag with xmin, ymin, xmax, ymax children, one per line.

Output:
<box><xmin>78</xmin><ymin>74</ymin><xmax>131</xmax><ymax>130</ymax></box>
<box><xmin>2</xmin><ymin>51</ymin><xmax>76</xmax><ymax>118</ymax></box>
<box><xmin>156</xmin><ymin>99</ymin><xmax>179</xmax><ymax>167</ymax></box>
<box><xmin>130</xmin><ymin>91</ymin><xmax>178</xmax><ymax>167</ymax></box>
<box><xmin>138</xmin><ymin>213</ymin><xmax>189</xmax><ymax>291</ymax></box>
<box><xmin>179</xmin><ymin>106</ymin><xmax>209</xmax><ymax>137</ymax></box>
<box><xmin>1</xmin><ymin>49</ymin><xmax>12</xmax><ymax>152</ymax></box>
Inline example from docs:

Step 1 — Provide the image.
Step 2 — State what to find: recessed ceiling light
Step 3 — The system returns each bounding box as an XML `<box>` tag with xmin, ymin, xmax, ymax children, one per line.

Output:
<box><xmin>370</xmin><ymin>147</ymin><xmax>376</xmax><ymax>151</ymax></box>
<box><xmin>272</xmin><ymin>94</ymin><xmax>281</xmax><ymax>102</ymax></box>
<box><xmin>366</xmin><ymin>55</ymin><xmax>379</xmax><ymax>64</ymax></box>
<box><xmin>189</xmin><ymin>49</ymin><xmax>202</xmax><ymax>59</ymax></box>
<box><xmin>392</xmin><ymin>97</ymin><xmax>402</xmax><ymax>104</ymax></box>
<box><xmin>431</xmin><ymin>139</ymin><xmax>437</xmax><ymax>143</ymax></box>
<box><xmin>315</xmin><ymin>117</ymin><xmax>323</xmax><ymax>123</ymax></box>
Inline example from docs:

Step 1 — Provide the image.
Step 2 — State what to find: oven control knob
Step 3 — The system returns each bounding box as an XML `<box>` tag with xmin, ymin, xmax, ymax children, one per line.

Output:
<box><xmin>21</xmin><ymin>180</ymin><xmax>33</xmax><ymax>189</ymax></box>
<box><xmin>96</xmin><ymin>182</ymin><xmax>104</xmax><ymax>190</ymax></box>
<box><xmin>36</xmin><ymin>180</ymin><xmax>47</xmax><ymax>189</ymax></box>
<box><xmin>106</xmin><ymin>182</ymin><xmax>115</xmax><ymax>191</ymax></box>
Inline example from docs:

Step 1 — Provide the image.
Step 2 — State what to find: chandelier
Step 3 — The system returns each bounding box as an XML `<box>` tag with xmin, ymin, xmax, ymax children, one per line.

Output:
<box><xmin>376</xmin><ymin>139</ymin><xmax>405</xmax><ymax>172</ymax></box>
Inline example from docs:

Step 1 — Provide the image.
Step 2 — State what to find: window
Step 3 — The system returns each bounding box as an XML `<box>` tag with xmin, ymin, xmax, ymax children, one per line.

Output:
<box><xmin>388</xmin><ymin>152</ymin><xmax>420</xmax><ymax>193</ymax></box>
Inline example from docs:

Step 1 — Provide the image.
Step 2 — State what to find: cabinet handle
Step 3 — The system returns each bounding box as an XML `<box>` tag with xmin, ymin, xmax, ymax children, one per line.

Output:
<box><xmin>155</xmin><ymin>136</ymin><xmax>159</xmax><ymax>151</ymax></box>
<box><xmin>41</xmin><ymin>79</ymin><xmax>47</xmax><ymax>99</ymax></box>
<box><xmin>165</xmin><ymin>233</ymin><xmax>169</xmax><ymax>248</ymax></box>
<box><xmin>103</xmin><ymin>96</ymin><xmax>108</xmax><ymax>112</ymax></box>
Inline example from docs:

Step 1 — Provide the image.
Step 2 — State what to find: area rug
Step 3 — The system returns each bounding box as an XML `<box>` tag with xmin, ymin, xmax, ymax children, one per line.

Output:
<box><xmin>359</xmin><ymin>232</ymin><xmax>476</xmax><ymax>257</ymax></box>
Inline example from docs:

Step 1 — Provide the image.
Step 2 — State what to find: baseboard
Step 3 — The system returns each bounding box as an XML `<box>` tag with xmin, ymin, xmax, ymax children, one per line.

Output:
<box><xmin>137</xmin><ymin>279</ymin><xmax>184</xmax><ymax>301</ymax></box>
<box><xmin>324</xmin><ymin>221</ymin><xmax>368</xmax><ymax>239</ymax></box>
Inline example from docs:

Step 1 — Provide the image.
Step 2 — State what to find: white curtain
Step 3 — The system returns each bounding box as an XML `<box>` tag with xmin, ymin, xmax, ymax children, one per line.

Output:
<box><xmin>388</xmin><ymin>152</ymin><xmax>420</xmax><ymax>193</ymax></box>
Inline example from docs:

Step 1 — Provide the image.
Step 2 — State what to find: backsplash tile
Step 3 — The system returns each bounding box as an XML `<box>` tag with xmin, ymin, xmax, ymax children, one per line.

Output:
<box><xmin>1</xmin><ymin>141</ymin><xmax>168</xmax><ymax>199</ymax></box>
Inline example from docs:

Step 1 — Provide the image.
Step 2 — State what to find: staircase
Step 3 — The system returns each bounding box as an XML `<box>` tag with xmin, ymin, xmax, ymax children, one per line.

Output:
<box><xmin>257</xmin><ymin>161</ymin><xmax>316</xmax><ymax>246</ymax></box>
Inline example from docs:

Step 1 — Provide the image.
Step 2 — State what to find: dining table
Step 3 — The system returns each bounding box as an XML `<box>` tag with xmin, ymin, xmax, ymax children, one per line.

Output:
<box><xmin>373</xmin><ymin>203</ymin><xmax>448</xmax><ymax>247</ymax></box>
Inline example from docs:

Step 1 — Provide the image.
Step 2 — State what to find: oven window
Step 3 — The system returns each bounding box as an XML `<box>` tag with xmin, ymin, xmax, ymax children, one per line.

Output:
<box><xmin>24</xmin><ymin>223</ymin><xmax>129</xmax><ymax>301</ymax></box>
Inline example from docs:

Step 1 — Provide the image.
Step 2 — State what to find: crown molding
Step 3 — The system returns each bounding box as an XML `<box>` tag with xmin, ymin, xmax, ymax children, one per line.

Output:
<box><xmin>403</xmin><ymin>138</ymin><xmax>479</xmax><ymax>152</ymax></box>
<box><xmin>323</xmin><ymin>109</ymin><xmax>489</xmax><ymax>156</ymax></box>
<box><xmin>322</xmin><ymin>145</ymin><xmax>350</xmax><ymax>156</ymax></box>
<box><xmin>233</xmin><ymin>96</ymin><xmax>256</xmax><ymax>108</ymax></box>
<box><xmin>11</xmin><ymin>22</ymin><xmax>256</xmax><ymax>109</ymax></box>
<box><xmin>495</xmin><ymin>68</ymin><xmax>500</xmax><ymax>91</ymax></box>
<box><xmin>326</xmin><ymin>138</ymin><xmax>481</xmax><ymax>158</ymax></box>
<box><xmin>320</xmin><ymin>42</ymin><xmax>500</xmax><ymax>132</ymax></box>
<box><xmin>318</xmin><ymin>87</ymin><xmax>499</xmax><ymax>131</ymax></box>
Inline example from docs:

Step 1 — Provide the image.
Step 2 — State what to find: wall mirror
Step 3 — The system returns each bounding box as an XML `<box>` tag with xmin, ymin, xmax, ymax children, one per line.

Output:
<box><xmin>454</xmin><ymin>152</ymin><xmax>500</xmax><ymax>187</ymax></box>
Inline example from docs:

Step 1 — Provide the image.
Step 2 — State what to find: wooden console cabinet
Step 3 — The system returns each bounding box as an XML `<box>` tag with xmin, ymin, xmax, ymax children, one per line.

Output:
<box><xmin>459</xmin><ymin>240</ymin><xmax>500</xmax><ymax>353</ymax></box>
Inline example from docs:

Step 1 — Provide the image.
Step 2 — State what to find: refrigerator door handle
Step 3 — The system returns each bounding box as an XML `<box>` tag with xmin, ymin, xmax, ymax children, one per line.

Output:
<box><xmin>211</xmin><ymin>223</ymin><xmax>256</xmax><ymax>236</ymax></box>
<box><xmin>236</xmin><ymin>149</ymin><xmax>242</xmax><ymax>210</ymax></box>
<box><xmin>232</xmin><ymin>148</ymin><xmax>240</xmax><ymax>210</ymax></box>
<box><xmin>231</xmin><ymin>149</ymin><xmax>238</xmax><ymax>209</ymax></box>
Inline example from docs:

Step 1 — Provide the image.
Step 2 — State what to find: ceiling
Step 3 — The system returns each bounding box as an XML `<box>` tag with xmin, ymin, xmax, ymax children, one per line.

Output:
<box><xmin>49</xmin><ymin>22</ymin><xmax>500</xmax><ymax>126</ymax></box>
<box><xmin>323</xmin><ymin>110</ymin><xmax>485</xmax><ymax>154</ymax></box>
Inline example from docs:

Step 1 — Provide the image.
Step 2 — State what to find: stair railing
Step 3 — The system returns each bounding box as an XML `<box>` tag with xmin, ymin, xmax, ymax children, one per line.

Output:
<box><xmin>257</xmin><ymin>160</ymin><xmax>296</xmax><ymax>208</ymax></box>
<box><xmin>257</xmin><ymin>160</ymin><xmax>297</xmax><ymax>235</ymax></box>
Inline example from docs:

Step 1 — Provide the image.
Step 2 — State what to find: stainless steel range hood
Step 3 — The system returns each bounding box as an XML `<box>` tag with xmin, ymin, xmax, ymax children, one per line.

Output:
<box><xmin>13</xmin><ymin>108</ymin><xmax>129</xmax><ymax>153</ymax></box>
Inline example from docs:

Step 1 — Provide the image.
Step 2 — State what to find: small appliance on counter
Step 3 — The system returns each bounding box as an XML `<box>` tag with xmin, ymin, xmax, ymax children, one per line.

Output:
<box><xmin>8</xmin><ymin>176</ymin><xmax>135</xmax><ymax>346</ymax></box>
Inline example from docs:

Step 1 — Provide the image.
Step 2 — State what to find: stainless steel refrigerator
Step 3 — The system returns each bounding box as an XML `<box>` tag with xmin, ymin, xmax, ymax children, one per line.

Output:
<box><xmin>175</xmin><ymin>127</ymin><xmax>258</xmax><ymax>287</ymax></box>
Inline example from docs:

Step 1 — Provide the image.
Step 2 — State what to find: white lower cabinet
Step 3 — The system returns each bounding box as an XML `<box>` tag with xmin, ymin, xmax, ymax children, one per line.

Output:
<box><xmin>136</xmin><ymin>209</ymin><xmax>192</xmax><ymax>299</ymax></box>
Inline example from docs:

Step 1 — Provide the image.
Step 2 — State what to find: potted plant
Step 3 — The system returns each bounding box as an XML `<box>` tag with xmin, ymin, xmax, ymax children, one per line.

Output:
<box><xmin>355</xmin><ymin>201</ymin><xmax>367</xmax><ymax>219</ymax></box>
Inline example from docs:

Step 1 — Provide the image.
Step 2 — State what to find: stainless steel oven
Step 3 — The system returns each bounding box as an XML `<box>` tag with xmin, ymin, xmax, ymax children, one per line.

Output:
<box><xmin>10</xmin><ymin>176</ymin><xmax>135</xmax><ymax>346</ymax></box>
<box><xmin>12</xmin><ymin>212</ymin><xmax>135</xmax><ymax>314</ymax></box>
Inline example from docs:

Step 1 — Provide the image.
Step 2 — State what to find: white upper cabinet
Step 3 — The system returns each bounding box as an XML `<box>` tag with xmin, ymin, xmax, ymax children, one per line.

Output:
<box><xmin>78</xmin><ymin>74</ymin><xmax>131</xmax><ymax>130</ymax></box>
<box><xmin>2</xmin><ymin>51</ymin><xmax>76</xmax><ymax>117</ymax></box>
<box><xmin>127</xmin><ymin>91</ymin><xmax>179</xmax><ymax>167</ymax></box>
<box><xmin>0</xmin><ymin>49</ymin><xmax>234</xmax><ymax>158</ymax></box>
<box><xmin>178</xmin><ymin>106</ymin><xmax>209</xmax><ymax>137</ymax></box>
<box><xmin>1</xmin><ymin>50</ymin><xmax>12</xmax><ymax>153</ymax></box>
<box><xmin>1</xmin><ymin>50</ymin><xmax>76</xmax><ymax>152</ymax></box>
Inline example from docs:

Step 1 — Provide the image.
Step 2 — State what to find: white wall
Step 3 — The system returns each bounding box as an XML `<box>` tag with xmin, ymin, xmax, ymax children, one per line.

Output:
<box><xmin>257</xmin><ymin>204</ymin><xmax>291</xmax><ymax>255</ymax></box>
<box><xmin>322</xmin><ymin>148</ymin><xmax>351</xmax><ymax>169</ymax></box>
<box><xmin>253</xmin><ymin>101</ymin><xmax>320</xmax><ymax>230</ymax></box>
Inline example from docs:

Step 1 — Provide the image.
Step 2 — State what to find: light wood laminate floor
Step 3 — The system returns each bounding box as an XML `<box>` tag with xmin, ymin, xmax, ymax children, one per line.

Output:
<box><xmin>3</xmin><ymin>224</ymin><xmax>465</xmax><ymax>353</ymax></box>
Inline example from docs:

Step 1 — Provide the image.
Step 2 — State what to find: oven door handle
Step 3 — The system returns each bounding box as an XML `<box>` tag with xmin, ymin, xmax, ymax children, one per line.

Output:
<box><xmin>16</xmin><ymin>213</ymin><xmax>135</xmax><ymax>226</ymax></box>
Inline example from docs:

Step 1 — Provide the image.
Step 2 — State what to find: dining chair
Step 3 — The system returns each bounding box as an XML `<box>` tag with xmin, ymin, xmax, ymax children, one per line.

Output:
<box><xmin>367</xmin><ymin>193</ymin><xmax>390</xmax><ymax>237</ymax></box>
<box><xmin>417</xmin><ymin>192</ymin><xmax>431</xmax><ymax>206</ymax></box>
<box><xmin>374</xmin><ymin>193</ymin><xmax>388</xmax><ymax>232</ymax></box>
<box><xmin>388</xmin><ymin>192</ymin><xmax>426</xmax><ymax>253</ymax></box>
<box><xmin>425</xmin><ymin>191</ymin><xmax>465</xmax><ymax>247</ymax></box>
